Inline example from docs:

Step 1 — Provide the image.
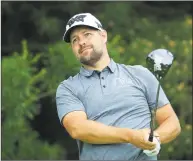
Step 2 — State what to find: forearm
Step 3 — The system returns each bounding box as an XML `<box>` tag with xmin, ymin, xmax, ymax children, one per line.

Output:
<box><xmin>72</xmin><ymin>120</ymin><xmax>133</xmax><ymax>144</ymax></box>
<box><xmin>155</xmin><ymin>116</ymin><xmax>181</xmax><ymax>144</ymax></box>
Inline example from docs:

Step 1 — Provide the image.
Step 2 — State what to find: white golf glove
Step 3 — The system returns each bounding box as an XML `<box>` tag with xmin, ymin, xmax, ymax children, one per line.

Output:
<box><xmin>143</xmin><ymin>136</ymin><xmax>161</xmax><ymax>156</ymax></box>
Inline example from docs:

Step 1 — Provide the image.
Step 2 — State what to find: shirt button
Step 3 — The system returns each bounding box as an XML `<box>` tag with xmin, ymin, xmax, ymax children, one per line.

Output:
<box><xmin>103</xmin><ymin>85</ymin><xmax>106</xmax><ymax>88</ymax></box>
<box><xmin>101</xmin><ymin>77</ymin><xmax>104</xmax><ymax>79</ymax></box>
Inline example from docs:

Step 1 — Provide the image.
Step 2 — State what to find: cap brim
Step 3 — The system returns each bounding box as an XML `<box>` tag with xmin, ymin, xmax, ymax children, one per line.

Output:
<box><xmin>63</xmin><ymin>24</ymin><xmax>102</xmax><ymax>43</ymax></box>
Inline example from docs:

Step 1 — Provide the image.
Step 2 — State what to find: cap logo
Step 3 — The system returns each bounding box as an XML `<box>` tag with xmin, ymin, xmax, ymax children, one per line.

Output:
<box><xmin>67</xmin><ymin>15</ymin><xmax>87</xmax><ymax>27</ymax></box>
<box><xmin>95</xmin><ymin>21</ymin><xmax>102</xmax><ymax>28</ymax></box>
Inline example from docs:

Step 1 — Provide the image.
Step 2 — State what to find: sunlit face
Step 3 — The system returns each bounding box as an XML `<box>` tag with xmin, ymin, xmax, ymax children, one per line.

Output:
<box><xmin>70</xmin><ymin>26</ymin><xmax>107</xmax><ymax>66</ymax></box>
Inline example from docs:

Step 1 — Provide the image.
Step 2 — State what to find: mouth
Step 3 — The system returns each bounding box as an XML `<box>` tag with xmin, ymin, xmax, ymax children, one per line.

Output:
<box><xmin>80</xmin><ymin>47</ymin><xmax>92</xmax><ymax>54</ymax></box>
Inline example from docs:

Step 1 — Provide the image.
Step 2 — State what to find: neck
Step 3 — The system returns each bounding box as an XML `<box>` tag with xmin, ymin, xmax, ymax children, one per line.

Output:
<box><xmin>83</xmin><ymin>53</ymin><xmax>111</xmax><ymax>71</ymax></box>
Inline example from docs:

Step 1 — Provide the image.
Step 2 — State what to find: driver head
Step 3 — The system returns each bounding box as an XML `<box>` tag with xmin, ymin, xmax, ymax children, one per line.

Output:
<box><xmin>146</xmin><ymin>49</ymin><xmax>174</xmax><ymax>79</ymax></box>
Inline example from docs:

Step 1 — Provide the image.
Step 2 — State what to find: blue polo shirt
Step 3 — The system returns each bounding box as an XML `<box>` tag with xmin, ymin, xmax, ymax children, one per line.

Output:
<box><xmin>56</xmin><ymin>59</ymin><xmax>170</xmax><ymax>160</ymax></box>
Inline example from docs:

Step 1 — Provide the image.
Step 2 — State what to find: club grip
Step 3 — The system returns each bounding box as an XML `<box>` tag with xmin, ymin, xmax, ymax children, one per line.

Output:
<box><xmin>148</xmin><ymin>134</ymin><xmax>153</xmax><ymax>142</ymax></box>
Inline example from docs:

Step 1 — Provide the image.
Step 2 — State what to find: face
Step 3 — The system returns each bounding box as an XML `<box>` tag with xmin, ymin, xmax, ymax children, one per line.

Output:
<box><xmin>70</xmin><ymin>26</ymin><xmax>107</xmax><ymax>66</ymax></box>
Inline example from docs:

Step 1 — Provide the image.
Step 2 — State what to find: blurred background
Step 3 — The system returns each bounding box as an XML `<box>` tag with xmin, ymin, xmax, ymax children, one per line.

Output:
<box><xmin>1</xmin><ymin>1</ymin><xmax>192</xmax><ymax>160</ymax></box>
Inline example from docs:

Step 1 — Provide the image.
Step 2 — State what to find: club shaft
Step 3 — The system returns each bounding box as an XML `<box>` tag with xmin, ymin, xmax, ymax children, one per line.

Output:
<box><xmin>148</xmin><ymin>81</ymin><xmax>161</xmax><ymax>142</ymax></box>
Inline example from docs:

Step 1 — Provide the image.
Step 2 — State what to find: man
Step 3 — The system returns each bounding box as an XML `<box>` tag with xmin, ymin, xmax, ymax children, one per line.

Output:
<box><xmin>56</xmin><ymin>13</ymin><xmax>181</xmax><ymax>160</ymax></box>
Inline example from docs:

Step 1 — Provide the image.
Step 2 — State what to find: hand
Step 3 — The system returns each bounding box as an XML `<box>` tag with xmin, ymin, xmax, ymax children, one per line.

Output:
<box><xmin>130</xmin><ymin>128</ymin><xmax>156</xmax><ymax>150</ymax></box>
<box><xmin>143</xmin><ymin>136</ymin><xmax>161</xmax><ymax>156</ymax></box>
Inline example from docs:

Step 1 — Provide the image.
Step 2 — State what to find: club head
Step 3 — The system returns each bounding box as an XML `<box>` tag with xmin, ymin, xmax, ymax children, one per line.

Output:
<box><xmin>146</xmin><ymin>49</ymin><xmax>174</xmax><ymax>80</ymax></box>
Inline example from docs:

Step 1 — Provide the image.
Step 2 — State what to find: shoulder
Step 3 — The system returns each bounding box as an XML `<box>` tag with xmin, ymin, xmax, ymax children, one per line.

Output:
<box><xmin>119</xmin><ymin>63</ymin><xmax>151</xmax><ymax>77</ymax></box>
<box><xmin>117</xmin><ymin>63</ymin><xmax>156</xmax><ymax>86</ymax></box>
<box><xmin>56</xmin><ymin>73</ymin><xmax>82</xmax><ymax>95</ymax></box>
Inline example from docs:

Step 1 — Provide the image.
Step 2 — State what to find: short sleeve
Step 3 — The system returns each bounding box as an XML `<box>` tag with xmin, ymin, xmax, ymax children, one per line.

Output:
<box><xmin>134</xmin><ymin>66</ymin><xmax>170</xmax><ymax>110</ymax></box>
<box><xmin>56</xmin><ymin>81</ymin><xmax>85</xmax><ymax>123</ymax></box>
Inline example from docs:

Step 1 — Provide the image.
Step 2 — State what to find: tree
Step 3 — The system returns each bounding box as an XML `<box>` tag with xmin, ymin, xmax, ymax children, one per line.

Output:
<box><xmin>2</xmin><ymin>40</ymin><xmax>65</xmax><ymax>159</ymax></box>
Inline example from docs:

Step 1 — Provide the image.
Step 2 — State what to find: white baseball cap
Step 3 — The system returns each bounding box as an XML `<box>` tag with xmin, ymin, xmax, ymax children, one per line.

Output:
<box><xmin>63</xmin><ymin>13</ymin><xmax>103</xmax><ymax>43</ymax></box>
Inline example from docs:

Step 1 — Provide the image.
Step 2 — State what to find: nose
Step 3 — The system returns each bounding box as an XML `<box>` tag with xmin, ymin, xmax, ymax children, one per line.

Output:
<box><xmin>79</xmin><ymin>37</ymin><xmax>86</xmax><ymax>46</ymax></box>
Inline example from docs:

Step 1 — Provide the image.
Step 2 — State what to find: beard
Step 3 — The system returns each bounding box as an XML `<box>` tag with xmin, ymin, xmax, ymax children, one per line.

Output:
<box><xmin>78</xmin><ymin>46</ymin><xmax>103</xmax><ymax>66</ymax></box>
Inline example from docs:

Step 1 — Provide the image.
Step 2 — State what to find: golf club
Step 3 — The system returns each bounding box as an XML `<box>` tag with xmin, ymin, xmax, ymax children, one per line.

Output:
<box><xmin>146</xmin><ymin>49</ymin><xmax>174</xmax><ymax>142</ymax></box>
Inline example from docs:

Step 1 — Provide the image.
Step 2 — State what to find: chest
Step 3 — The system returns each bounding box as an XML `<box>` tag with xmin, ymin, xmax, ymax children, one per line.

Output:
<box><xmin>80</xmin><ymin>70</ymin><xmax>147</xmax><ymax>120</ymax></box>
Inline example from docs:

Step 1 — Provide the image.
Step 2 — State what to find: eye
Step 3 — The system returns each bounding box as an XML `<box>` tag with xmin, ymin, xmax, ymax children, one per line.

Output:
<box><xmin>84</xmin><ymin>32</ymin><xmax>91</xmax><ymax>37</ymax></box>
<box><xmin>72</xmin><ymin>38</ymin><xmax>77</xmax><ymax>44</ymax></box>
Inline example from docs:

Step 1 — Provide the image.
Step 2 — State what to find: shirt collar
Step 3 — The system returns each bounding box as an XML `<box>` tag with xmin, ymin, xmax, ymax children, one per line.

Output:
<box><xmin>79</xmin><ymin>58</ymin><xmax>116</xmax><ymax>77</ymax></box>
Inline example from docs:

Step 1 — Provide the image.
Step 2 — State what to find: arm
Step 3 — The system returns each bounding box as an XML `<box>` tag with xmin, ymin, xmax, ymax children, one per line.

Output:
<box><xmin>62</xmin><ymin>111</ymin><xmax>156</xmax><ymax>150</ymax></box>
<box><xmin>63</xmin><ymin>111</ymin><xmax>132</xmax><ymax>144</ymax></box>
<box><xmin>155</xmin><ymin>103</ymin><xmax>181</xmax><ymax>144</ymax></box>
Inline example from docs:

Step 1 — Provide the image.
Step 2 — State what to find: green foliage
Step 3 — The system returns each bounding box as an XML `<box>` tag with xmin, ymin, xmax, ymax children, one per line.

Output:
<box><xmin>160</xmin><ymin>121</ymin><xmax>192</xmax><ymax>159</ymax></box>
<box><xmin>42</xmin><ymin>42</ymin><xmax>80</xmax><ymax>92</ymax></box>
<box><xmin>2</xmin><ymin>40</ymin><xmax>65</xmax><ymax>159</ymax></box>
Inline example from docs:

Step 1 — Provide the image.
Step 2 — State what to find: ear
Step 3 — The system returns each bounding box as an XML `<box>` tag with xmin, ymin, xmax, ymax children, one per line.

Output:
<box><xmin>100</xmin><ymin>30</ymin><xmax>107</xmax><ymax>44</ymax></box>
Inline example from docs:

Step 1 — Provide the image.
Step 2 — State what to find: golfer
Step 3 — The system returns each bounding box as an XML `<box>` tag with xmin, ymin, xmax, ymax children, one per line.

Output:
<box><xmin>56</xmin><ymin>13</ymin><xmax>181</xmax><ymax>160</ymax></box>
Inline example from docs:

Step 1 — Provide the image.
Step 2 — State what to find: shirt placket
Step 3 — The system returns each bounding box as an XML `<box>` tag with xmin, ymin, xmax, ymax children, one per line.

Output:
<box><xmin>100</xmin><ymin>70</ymin><xmax>108</xmax><ymax>94</ymax></box>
